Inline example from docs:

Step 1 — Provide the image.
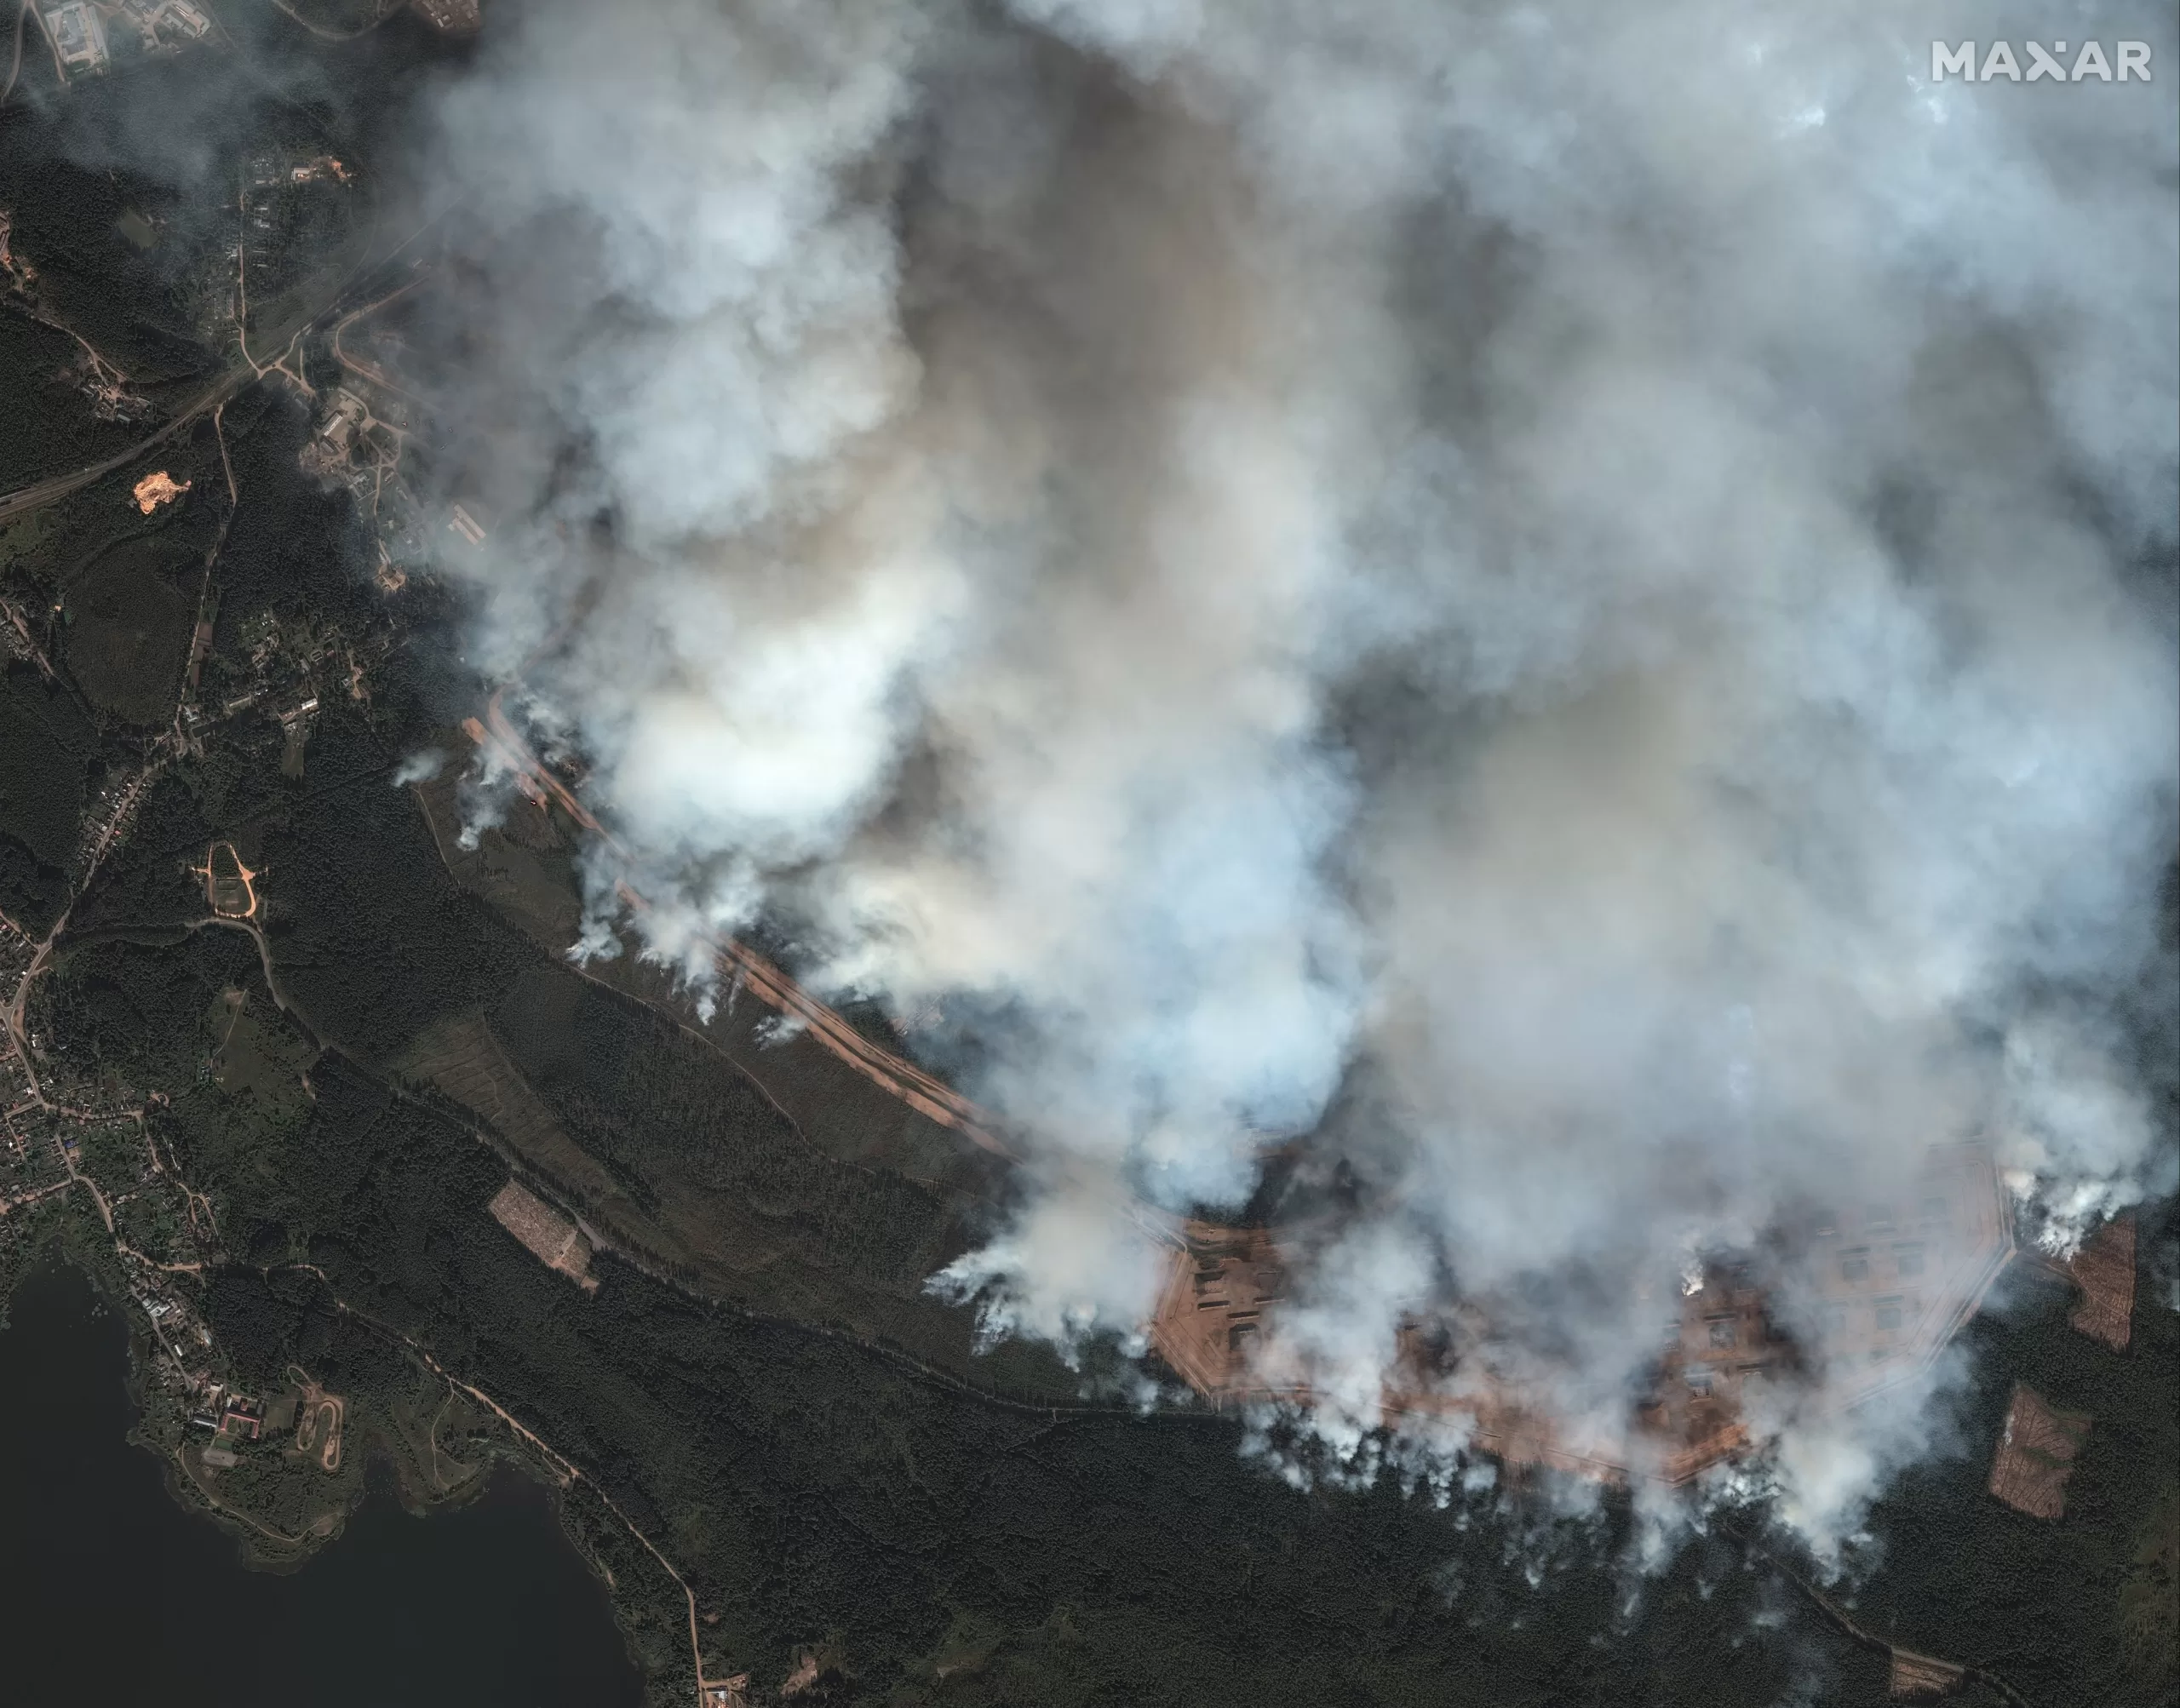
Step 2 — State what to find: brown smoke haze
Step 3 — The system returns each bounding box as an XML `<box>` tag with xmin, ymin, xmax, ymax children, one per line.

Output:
<box><xmin>416</xmin><ymin>0</ymin><xmax>2179</xmax><ymax>1545</ymax></box>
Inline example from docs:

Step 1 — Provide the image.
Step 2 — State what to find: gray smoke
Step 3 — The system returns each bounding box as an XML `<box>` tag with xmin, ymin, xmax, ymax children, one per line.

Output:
<box><xmin>419</xmin><ymin>0</ymin><xmax>2178</xmax><ymax>1545</ymax></box>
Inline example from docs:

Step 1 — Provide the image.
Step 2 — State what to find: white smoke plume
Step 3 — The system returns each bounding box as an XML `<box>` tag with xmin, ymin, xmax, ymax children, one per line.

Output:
<box><xmin>416</xmin><ymin>0</ymin><xmax>2178</xmax><ymax>1542</ymax></box>
<box><xmin>390</xmin><ymin>748</ymin><xmax>449</xmax><ymax>788</ymax></box>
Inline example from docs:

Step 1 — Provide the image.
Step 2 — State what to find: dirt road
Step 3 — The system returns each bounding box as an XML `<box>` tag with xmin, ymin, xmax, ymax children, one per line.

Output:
<box><xmin>472</xmin><ymin>693</ymin><xmax>1013</xmax><ymax>1158</ymax></box>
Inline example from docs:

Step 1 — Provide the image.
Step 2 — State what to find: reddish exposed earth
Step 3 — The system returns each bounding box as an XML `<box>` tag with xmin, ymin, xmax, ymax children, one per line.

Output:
<box><xmin>1987</xmin><ymin>1384</ymin><xmax>2089</xmax><ymax>1521</ymax></box>
<box><xmin>1150</xmin><ymin>1149</ymin><xmax>2019</xmax><ymax>1487</ymax></box>
<box><xmin>131</xmin><ymin>469</ymin><xmax>190</xmax><ymax>513</ymax></box>
<box><xmin>458</xmin><ymin>708</ymin><xmax>2045</xmax><ymax>1493</ymax></box>
<box><xmin>2068</xmin><ymin>1212</ymin><xmax>2136</xmax><ymax>1351</ymax></box>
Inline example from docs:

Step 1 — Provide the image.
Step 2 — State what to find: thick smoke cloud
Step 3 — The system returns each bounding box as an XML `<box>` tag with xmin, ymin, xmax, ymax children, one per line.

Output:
<box><xmin>419</xmin><ymin>0</ymin><xmax>2177</xmax><ymax>1539</ymax></box>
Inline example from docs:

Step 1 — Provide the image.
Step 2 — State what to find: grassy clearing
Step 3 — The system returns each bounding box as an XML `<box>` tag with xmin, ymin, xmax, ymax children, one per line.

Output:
<box><xmin>63</xmin><ymin>538</ymin><xmax>193</xmax><ymax>725</ymax></box>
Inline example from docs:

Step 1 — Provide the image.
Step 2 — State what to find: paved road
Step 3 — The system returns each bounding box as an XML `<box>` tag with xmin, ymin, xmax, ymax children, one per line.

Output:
<box><xmin>0</xmin><ymin>209</ymin><xmax>427</xmax><ymax>524</ymax></box>
<box><xmin>2</xmin><ymin>309</ymin><xmax>302</xmax><ymax>525</ymax></box>
<box><xmin>0</xmin><ymin>378</ymin><xmax>238</xmax><ymax>523</ymax></box>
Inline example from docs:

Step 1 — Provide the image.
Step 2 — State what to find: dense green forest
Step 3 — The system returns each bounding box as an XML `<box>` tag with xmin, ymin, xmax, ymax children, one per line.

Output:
<box><xmin>0</xmin><ymin>313</ymin><xmax>147</xmax><ymax>486</ymax></box>
<box><xmin>158</xmin><ymin>1054</ymin><xmax>1890</xmax><ymax>1706</ymax></box>
<box><xmin>69</xmin><ymin>720</ymin><xmax>2171</xmax><ymax>1704</ymax></box>
<box><xmin>0</xmin><ymin>662</ymin><xmax>97</xmax><ymax>925</ymax></box>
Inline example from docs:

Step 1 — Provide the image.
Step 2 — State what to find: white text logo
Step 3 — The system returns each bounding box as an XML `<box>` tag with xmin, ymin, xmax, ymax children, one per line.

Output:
<box><xmin>1931</xmin><ymin>41</ymin><xmax>2153</xmax><ymax>82</ymax></box>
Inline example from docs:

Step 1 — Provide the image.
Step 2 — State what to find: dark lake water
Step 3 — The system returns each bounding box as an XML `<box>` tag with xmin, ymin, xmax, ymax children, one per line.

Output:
<box><xmin>0</xmin><ymin>1258</ymin><xmax>643</xmax><ymax>1708</ymax></box>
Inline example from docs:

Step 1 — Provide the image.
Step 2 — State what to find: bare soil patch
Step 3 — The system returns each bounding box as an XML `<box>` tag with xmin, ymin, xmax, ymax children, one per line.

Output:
<box><xmin>132</xmin><ymin>469</ymin><xmax>188</xmax><ymax>513</ymax></box>
<box><xmin>1888</xmin><ymin>1648</ymin><xmax>1963</xmax><ymax>1697</ymax></box>
<box><xmin>2068</xmin><ymin>1212</ymin><xmax>2136</xmax><ymax>1351</ymax></box>
<box><xmin>1988</xmin><ymin>1384</ymin><xmax>2089</xmax><ymax>1521</ymax></box>
<box><xmin>488</xmin><ymin>1178</ymin><xmax>597</xmax><ymax>1291</ymax></box>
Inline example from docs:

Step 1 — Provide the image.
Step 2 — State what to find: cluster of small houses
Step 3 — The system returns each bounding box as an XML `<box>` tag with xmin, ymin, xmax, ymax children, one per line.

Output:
<box><xmin>131</xmin><ymin>1284</ymin><xmax>272</xmax><ymax>1470</ymax></box>
<box><xmin>175</xmin><ymin>587</ymin><xmax>399</xmax><ymax>770</ymax></box>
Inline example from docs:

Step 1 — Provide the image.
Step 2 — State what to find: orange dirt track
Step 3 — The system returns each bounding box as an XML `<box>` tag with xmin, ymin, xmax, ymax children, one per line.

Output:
<box><xmin>464</xmin><ymin>698</ymin><xmax>1012</xmax><ymax>1161</ymax></box>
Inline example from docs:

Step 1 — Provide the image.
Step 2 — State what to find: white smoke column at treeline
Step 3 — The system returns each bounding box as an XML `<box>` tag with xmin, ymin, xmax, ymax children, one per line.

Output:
<box><xmin>428</xmin><ymin>0</ymin><xmax>1374</xmax><ymax>1328</ymax></box>
<box><xmin>422</xmin><ymin>0</ymin><xmax>2179</xmax><ymax>1534</ymax></box>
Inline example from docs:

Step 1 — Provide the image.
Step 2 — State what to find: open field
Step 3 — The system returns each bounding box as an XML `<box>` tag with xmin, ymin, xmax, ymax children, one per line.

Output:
<box><xmin>208</xmin><ymin>989</ymin><xmax>315</xmax><ymax>1126</ymax></box>
<box><xmin>61</xmin><ymin>537</ymin><xmax>192</xmax><ymax>723</ymax></box>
